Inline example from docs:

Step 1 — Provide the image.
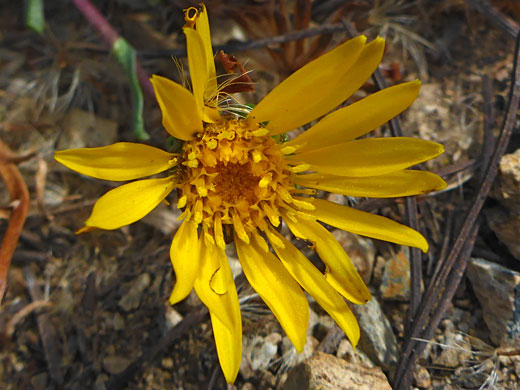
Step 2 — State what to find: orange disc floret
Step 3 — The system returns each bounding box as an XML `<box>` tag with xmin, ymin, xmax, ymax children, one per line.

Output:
<box><xmin>176</xmin><ymin>119</ymin><xmax>301</xmax><ymax>245</ymax></box>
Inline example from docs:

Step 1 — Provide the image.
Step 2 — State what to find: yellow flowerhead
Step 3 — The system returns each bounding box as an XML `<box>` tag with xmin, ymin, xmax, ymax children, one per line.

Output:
<box><xmin>54</xmin><ymin>4</ymin><xmax>446</xmax><ymax>383</ymax></box>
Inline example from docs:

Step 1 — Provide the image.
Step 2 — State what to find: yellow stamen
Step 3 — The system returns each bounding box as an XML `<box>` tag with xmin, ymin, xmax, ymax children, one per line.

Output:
<box><xmin>177</xmin><ymin>194</ymin><xmax>187</xmax><ymax>208</ymax></box>
<box><xmin>259</xmin><ymin>173</ymin><xmax>273</xmax><ymax>189</ymax></box>
<box><xmin>280</xmin><ymin>145</ymin><xmax>297</xmax><ymax>155</ymax></box>
<box><xmin>214</xmin><ymin>213</ymin><xmax>226</xmax><ymax>249</ymax></box>
<box><xmin>290</xmin><ymin>164</ymin><xmax>311</xmax><ymax>173</ymax></box>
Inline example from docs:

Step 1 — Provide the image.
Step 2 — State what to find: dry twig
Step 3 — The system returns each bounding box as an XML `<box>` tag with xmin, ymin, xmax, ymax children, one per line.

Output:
<box><xmin>393</xmin><ymin>30</ymin><xmax>520</xmax><ymax>390</ymax></box>
<box><xmin>139</xmin><ymin>23</ymin><xmax>348</xmax><ymax>58</ymax></box>
<box><xmin>0</xmin><ymin>141</ymin><xmax>30</xmax><ymax>303</ymax></box>
<box><xmin>467</xmin><ymin>0</ymin><xmax>520</xmax><ymax>38</ymax></box>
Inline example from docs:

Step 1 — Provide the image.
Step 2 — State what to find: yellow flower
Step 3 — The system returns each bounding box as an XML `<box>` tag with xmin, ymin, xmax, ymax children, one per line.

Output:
<box><xmin>55</xmin><ymin>4</ymin><xmax>446</xmax><ymax>383</ymax></box>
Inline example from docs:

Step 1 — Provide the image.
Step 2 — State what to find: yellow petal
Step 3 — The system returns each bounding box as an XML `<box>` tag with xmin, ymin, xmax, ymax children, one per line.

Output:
<box><xmin>193</xmin><ymin>239</ymin><xmax>242</xmax><ymax>383</ymax></box>
<box><xmin>290</xmin><ymin>138</ymin><xmax>444</xmax><ymax>177</ymax></box>
<box><xmin>196</xmin><ymin>4</ymin><xmax>218</xmax><ymax>104</ymax></box>
<box><xmin>210</xmin><ymin>311</ymin><xmax>242</xmax><ymax>384</ymax></box>
<box><xmin>248</xmin><ymin>36</ymin><xmax>367</xmax><ymax>134</ymax></box>
<box><xmin>284</xmin><ymin>214</ymin><xmax>371</xmax><ymax>304</ymax></box>
<box><xmin>83</xmin><ymin>177</ymin><xmax>175</xmax><ymax>230</ymax></box>
<box><xmin>295</xmin><ymin>170</ymin><xmax>447</xmax><ymax>198</ymax></box>
<box><xmin>203</xmin><ymin>105</ymin><xmax>221</xmax><ymax>123</ymax></box>
<box><xmin>268</xmin><ymin>226</ymin><xmax>361</xmax><ymax>347</ymax></box>
<box><xmin>194</xmin><ymin>239</ymin><xmax>238</xmax><ymax>329</ymax></box>
<box><xmin>150</xmin><ymin>75</ymin><xmax>202</xmax><ymax>139</ymax></box>
<box><xmin>169</xmin><ymin>219</ymin><xmax>200</xmax><ymax>304</ymax></box>
<box><xmin>289</xmin><ymin>81</ymin><xmax>421</xmax><ymax>152</ymax></box>
<box><xmin>183</xmin><ymin>27</ymin><xmax>207</xmax><ymax>116</ymax></box>
<box><xmin>302</xmin><ymin>197</ymin><xmax>429</xmax><ymax>252</ymax></box>
<box><xmin>55</xmin><ymin>142</ymin><xmax>176</xmax><ymax>181</ymax></box>
<box><xmin>235</xmin><ymin>233</ymin><xmax>309</xmax><ymax>352</ymax></box>
<box><xmin>322</xmin><ymin>36</ymin><xmax>385</xmax><ymax>111</ymax></box>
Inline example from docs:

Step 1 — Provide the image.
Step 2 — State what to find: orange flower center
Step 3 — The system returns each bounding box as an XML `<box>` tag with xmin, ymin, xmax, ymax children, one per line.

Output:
<box><xmin>212</xmin><ymin>161</ymin><xmax>260</xmax><ymax>206</ymax></box>
<box><xmin>176</xmin><ymin>119</ymin><xmax>300</xmax><ymax>244</ymax></box>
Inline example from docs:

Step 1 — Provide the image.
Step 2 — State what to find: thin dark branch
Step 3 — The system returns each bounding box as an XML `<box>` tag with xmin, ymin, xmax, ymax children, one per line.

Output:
<box><xmin>480</xmin><ymin>75</ymin><xmax>496</xmax><ymax>185</ymax></box>
<box><xmin>433</xmin><ymin>159</ymin><xmax>476</xmax><ymax>178</ymax></box>
<box><xmin>428</xmin><ymin>206</ymin><xmax>454</xmax><ymax>279</ymax></box>
<box><xmin>467</xmin><ymin>0</ymin><xmax>520</xmax><ymax>38</ymax></box>
<box><xmin>420</xmin><ymin>222</ymin><xmax>480</xmax><ymax>350</ymax></box>
<box><xmin>393</xmin><ymin>30</ymin><xmax>520</xmax><ymax>390</ymax></box>
<box><xmin>371</xmin><ymin>68</ymin><xmax>423</xmax><ymax>327</ymax></box>
<box><xmin>139</xmin><ymin>23</ymin><xmax>348</xmax><ymax>59</ymax></box>
<box><xmin>398</xmin><ymin>221</ymin><xmax>479</xmax><ymax>389</ymax></box>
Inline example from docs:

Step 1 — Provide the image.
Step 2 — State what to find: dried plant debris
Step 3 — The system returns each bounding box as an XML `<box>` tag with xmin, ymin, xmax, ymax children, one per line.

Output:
<box><xmin>2</xmin><ymin>1</ymin><xmax>520</xmax><ymax>389</ymax></box>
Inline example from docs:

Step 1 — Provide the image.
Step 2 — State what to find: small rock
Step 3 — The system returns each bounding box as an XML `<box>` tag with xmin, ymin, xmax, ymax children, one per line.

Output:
<box><xmin>93</xmin><ymin>383</ymin><xmax>106</xmax><ymax>390</ymax></box>
<box><xmin>380</xmin><ymin>250</ymin><xmax>411</xmax><ymax>301</ymax></box>
<box><xmin>407</xmin><ymin>82</ymin><xmax>475</xmax><ymax>153</ymax></box>
<box><xmin>492</xmin><ymin>148</ymin><xmax>520</xmax><ymax>210</ymax></box>
<box><xmin>336</xmin><ymin>339</ymin><xmax>375</xmax><ymax>368</ymax></box>
<box><xmin>313</xmin><ymin>315</ymin><xmax>335</xmax><ymax>341</ymax></box>
<box><xmin>94</xmin><ymin>374</ymin><xmax>108</xmax><ymax>390</ymax></box>
<box><xmin>280</xmin><ymin>336</ymin><xmax>319</xmax><ymax>373</ymax></box>
<box><xmin>432</xmin><ymin>380</ymin><xmax>458</xmax><ymax>390</ymax></box>
<box><xmin>372</xmin><ymin>256</ymin><xmax>386</xmax><ymax>286</ymax></box>
<box><xmin>283</xmin><ymin>352</ymin><xmax>392</xmax><ymax>390</ymax></box>
<box><xmin>486</xmin><ymin>208</ymin><xmax>520</xmax><ymax>261</ymax></box>
<box><xmin>241</xmin><ymin>383</ymin><xmax>255</xmax><ymax>390</ymax></box>
<box><xmin>499</xmin><ymin>355</ymin><xmax>511</xmax><ymax>366</ymax></box>
<box><xmin>103</xmin><ymin>355</ymin><xmax>131</xmax><ymax>374</ymax></box>
<box><xmin>513</xmin><ymin>356</ymin><xmax>520</xmax><ymax>377</ymax></box>
<box><xmin>413</xmin><ymin>366</ymin><xmax>432</xmax><ymax>389</ymax></box>
<box><xmin>118</xmin><ymin>273</ymin><xmax>151</xmax><ymax>312</ymax></box>
<box><xmin>164</xmin><ymin>304</ymin><xmax>183</xmax><ymax>329</ymax></box>
<box><xmin>433</xmin><ymin>320</ymin><xmax>471</xmax><ymax>368</ymax></box>
<box><xmin>112</xmin><ymin>312</ymin><xmax>124</xmax><ymax>331</ymax></box>
<box><xmin>466</xmin><ymin>257</ymin><xmax>520</xmax><ymax>345</ymax></box>
<box><xmin>353</xmin><ymin>297</ymin><xmax>399</xmax><ymax>370</ymax></box>
<box><xmin>30</xmin><ymin>373</ymin><xmax>48</xmax><ymax>390</ymax></box>
<box><xmin>260</xmin><ymin>371</ymin><xmax>277</xmax><ymax>389</ymax></box>
<box><xmin>161</xmin><ymin>357</ymin><xmax>174</xmax><ymax>370</ymax></box>
<box><xmin>241</xmin><ymin>333</ymin><xmax>282</xmax><ymax>378</ymax></box>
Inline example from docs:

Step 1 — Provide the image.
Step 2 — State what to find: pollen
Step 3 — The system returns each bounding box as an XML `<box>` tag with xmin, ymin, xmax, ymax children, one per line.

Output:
<box><xmin>177</xmin><ymin>119</ymin><xmax>301</xmax><ymax>242</ymax></box>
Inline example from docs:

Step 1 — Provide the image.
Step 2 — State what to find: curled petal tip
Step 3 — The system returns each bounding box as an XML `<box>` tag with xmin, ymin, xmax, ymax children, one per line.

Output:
<box><xmin>76</xmin><ymin>226</ymin><xmax>96</xmax><ymax>235</ymax></box>
<box><xmin>436</xmin><ymin>177</ymin><xmax>448</xmax><ymax>191</ymax></box>
<box><xmin>419</xmin><ymin>239</ymin><xmax>429</xmax><ymax>253</ymax></box>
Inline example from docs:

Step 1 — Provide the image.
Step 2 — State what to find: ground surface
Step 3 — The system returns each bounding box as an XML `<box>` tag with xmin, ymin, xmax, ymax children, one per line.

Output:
<box><xmin>1</xmin><ymin>1</ymin><xmax>520</xmax><ymax>389</ymax></box>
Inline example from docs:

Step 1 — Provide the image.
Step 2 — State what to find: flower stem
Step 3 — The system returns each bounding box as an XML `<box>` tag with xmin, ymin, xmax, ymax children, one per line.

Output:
<box><xmin>71</xmin><ymin>0</ymin><xmax>153</xmax><ymax>140</ymax></box>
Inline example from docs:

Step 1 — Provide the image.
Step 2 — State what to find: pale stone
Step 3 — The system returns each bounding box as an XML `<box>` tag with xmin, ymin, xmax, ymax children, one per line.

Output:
<box><xmin>466</xmin><ymin>258</ymin><xmax>520</xmax><ymax>345</ymax></box>
<box><xmin>380</xmin><ymin>250</ymin><xmax>411</xmax><ymax>301</ymax></box>
<box><xmin>283</xmin><ymin>352</ymin><xmax>392</xmax><ymax>390</ymax></box>
<box><xmin>353</xmin><ymin>297</ymin><xmax>399</xmax><ymax>370</ymax></box>
<box><xmin>486</xmin><ymin>208</ymin><xmax>520</xmax><ymax>261</ymax></box>
<box><xmin>118</xmin><ymin>273</ymin><xmax>151</xmax><ymax>312</ymax></box>
<box><xmin>102</xmin><ymin>356</ymin><xmax>131</xmax><ymax>375</ymax></box>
